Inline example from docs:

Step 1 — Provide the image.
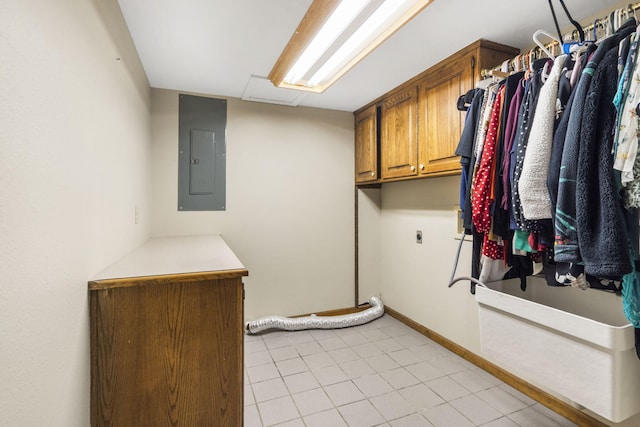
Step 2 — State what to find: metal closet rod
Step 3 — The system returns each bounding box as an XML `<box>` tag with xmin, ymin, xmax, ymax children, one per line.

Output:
<box><xmin>481</xmin><ymin>2</ymin><xmax>640</xmax><ymax>78</ymax></box>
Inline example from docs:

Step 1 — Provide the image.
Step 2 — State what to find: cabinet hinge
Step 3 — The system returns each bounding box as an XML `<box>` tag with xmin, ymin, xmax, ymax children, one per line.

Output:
<box><xmin>243</xmin><ymin>288</ymin><xmax>246</xmax><ymax>300</ymax></box>
<box><xmin>470</xmin><ymin>56</ymin><xmax>476</xmax><ymax>70</ymax></box>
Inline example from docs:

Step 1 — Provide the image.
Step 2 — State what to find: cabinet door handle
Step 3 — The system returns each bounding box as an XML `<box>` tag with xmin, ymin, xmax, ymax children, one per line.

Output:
<box><xmin>419</xmin><ymin>164</ymin><xmax>425</xmax><ymax>170</ymax></box>
<box><xmin>410</xmin><ymin>165</ymin><xmax>416</xmax><ymax>171</ymax></box>
<box><xmin>371</xmin><ymin>172</ymin><xmax>375</xmax><ymax>177</ymax></box>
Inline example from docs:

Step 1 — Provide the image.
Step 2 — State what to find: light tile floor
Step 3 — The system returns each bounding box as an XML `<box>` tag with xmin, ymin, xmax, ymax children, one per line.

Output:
<box><xmin>244</xmin><ymin>314</ymin><xmax>578</xmax><ymax>427</ymax></box>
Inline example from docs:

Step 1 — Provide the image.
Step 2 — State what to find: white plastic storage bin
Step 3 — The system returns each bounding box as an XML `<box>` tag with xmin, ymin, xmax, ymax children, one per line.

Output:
<box><xmin>476</xmin><ymin>277</ymin><xmax>639</xmax><ymax>423</ymax></box>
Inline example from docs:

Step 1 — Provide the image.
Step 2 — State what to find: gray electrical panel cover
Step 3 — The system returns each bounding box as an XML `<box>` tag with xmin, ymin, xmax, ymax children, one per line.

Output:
<box><xmin>178</xmin><ymin>94</ymin><xmax>226</xmax><ymax>211</ymax></box>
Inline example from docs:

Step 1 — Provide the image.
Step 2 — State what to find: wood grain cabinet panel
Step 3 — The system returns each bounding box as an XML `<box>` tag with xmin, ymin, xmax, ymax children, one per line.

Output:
<box><xmin>418</xmin><ymin>51</ymin><xmax>475</xmax><ymax>175</ymax></box>
<box><xmin>354</xmin><ymin>105</ymin><xmax>379</xmax><ymax>183</ymax></box>
<box><xmin>380</xmin><ymin>86</ymin><xmax>418</xmax><ymax>179</ymax></box>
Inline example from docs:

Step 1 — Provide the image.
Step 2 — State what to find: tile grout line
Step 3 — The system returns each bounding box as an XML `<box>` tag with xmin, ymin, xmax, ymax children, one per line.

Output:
<box><xmin>245</xmin><ymin>315</ymin><xmax>576</xmax><ymax>427</ymax></box>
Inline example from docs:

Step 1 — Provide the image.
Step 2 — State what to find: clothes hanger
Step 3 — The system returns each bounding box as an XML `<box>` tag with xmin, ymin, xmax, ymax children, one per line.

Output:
<box><xmin>610</xmin><ymin>10</ymin><xmax>617</xmax><ymax>33</ymax></box>
<box><xmin>507</xmin><ymin>55</ymin><xmax>522</xmax><ymax>77</ymax></box>
<box><xmin>547</xmin><ymin>0</ymin><xmax>585</xmax><ymax>42</ymax></box>
<box><xmin>592</xmin><ymin>19</ymin><xmax>600</xmax><ymax>42</ymax></box>
<box><xmin>628</xmin><ymin>3</ymin><xmax>638</xmax><ymax>23</ymax></box>
<box><xmin>501</xmin><ymin>59</ymin><xmax>510</xmax><ymax>73</ymax></box>
<box><xmin>614</xmin><ymin>7</ymin><xmax>631</xmax><ymax>30</ymax></box>
<box><xmin>561</xmin><ymin>30</ymin><xmax>581</xmax><ymax>54</ymax></box>
<box><xmin>601</xmin><ymin>16</ymin><xmax>610</xmax><ymax>38</ymax></box>
<box><xmin>592</xmin><ymin>16</ymin><xmax>610</xmax><ymax>41</ymax></box>
<box><xmin>616</xmin><ymin>7</ymin><xmax>630</xmax><ymax>28</ymax></box>
<box><xmin>525</xmin><ymin>47</ymin><xmax>541</xmax><ymax>77</ymax></box>
<box><xmin>545</xmin><ymin>0</ymin><xmax>587</xmax><ymax>58</ymax></box>
<box><xmin>512</xmin><ymin>55</ymin><xmax>520</xmax><ymax>72</ymax></box>
<box><xmin>533</xmin><ymin>29</ymin><xmax>559</xmax><ymax>60</ymax></box>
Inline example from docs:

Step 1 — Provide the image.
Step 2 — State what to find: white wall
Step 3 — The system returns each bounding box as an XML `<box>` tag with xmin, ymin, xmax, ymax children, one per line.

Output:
<box><xmin>357</xmin><ymin>188</ymin><xmax>382</xmax><ymax>305</ymax></box>
<box><xmin>150</xmin><ymin>89</ymin><xmax>355</xmax><ymax>320</ymax></box>
<box><xmin>377</xmin><ymin>177</ymin><xmax>477</xmax><ymax>350</ymax></box>
<box><xmin>0</xmin><ymin>1</ymin><xmax>151</xmax><ymax>426</ymax></box>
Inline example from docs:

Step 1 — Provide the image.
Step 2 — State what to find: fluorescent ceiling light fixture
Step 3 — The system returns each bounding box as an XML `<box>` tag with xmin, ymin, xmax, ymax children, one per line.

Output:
<box><xmin>269</xmin><ymin>0</ymin><xmax>433</xmax><ymax>94</ymax></box>
<box><xmin>284</xmin><ymin>0</ymin><xmax>369</xmax><ymax>84</ymax></box>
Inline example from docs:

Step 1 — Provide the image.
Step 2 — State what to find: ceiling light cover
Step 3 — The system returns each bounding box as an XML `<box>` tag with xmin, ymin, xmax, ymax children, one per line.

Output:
<box><xmin>269</xmin><ymin>0</ymin><xmax>433</xmax><ymax>93</ymax></box>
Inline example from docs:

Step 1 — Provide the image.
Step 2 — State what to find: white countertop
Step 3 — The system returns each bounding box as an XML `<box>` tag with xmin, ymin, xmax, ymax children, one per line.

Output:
<box><xmin>91</xmin><ymin>235</ymin><xmax>245</xmax><ymax>281</ymax></box>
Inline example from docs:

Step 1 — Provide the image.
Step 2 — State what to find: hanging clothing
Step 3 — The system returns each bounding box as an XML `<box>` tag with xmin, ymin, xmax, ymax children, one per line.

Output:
<box><xmin>576</xmin><ymin>46</ymin><xmax>632</xmax><ymax>278</ymax></box>
<box><xmin>554</xmin><ymin>20</ymin><xmax>636</xmax><ymax>270</ymax></box>
<box><xmin>472</xmin><ymin>87</ymin><xmax>504</xmax><ymax>239</ymax></box>
<box><xmin>455</xmin><ymin>14</ymin><xmax>640</xmax><ymax>356</ymax></box>
<box><xmin>547</xmin><ymin>44</ymin><xmax>596</xmax><ymax>224</ymax></box>
<box><xmin>615</xmin><ymin>30</ymin><xmax>640</xmax><ymax>203</ymax></box>
<box><xmin>456</xmin><ymin>88</ymin><xmax>485</xmax><ymax>233</ymax></box>
<box><xmin>474</xmin><ymin>84</ymin><xmax>500</xmax><ymax>167</ymax></box>
<box><xmin>555</xmin><ymin>20</ymin><xmax>636</xmax><ymax>277</ymax></box>
<box><xmin>613</xmin><ymin>32</ymin><xmax>639</xmax><ymax>182</ymax></box>
<box><xmin>493</xmin><ymin>71</ymin><xmax>526</xmax><ymax>240</ymax></box>
<box><xmin>500</xmin><ymin>77</ymin><xmax>525</xmax><ymax>213</ymax></box>
<box><xmin>519</xmin><ymin>54</ymin><xmax>567</xmax><ymax>220</ymax></box>
<box><xmin>510</xmin><ymin>63</ymin><xmax>545</xmax><ymax>232</ymax></box>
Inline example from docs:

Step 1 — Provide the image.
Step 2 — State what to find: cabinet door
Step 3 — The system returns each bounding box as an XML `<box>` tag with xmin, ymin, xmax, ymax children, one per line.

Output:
<box><xmin>354</xmin><ymin>105</ymin><xmax>379</xmax><ymax>183</ymax></box>
<box><xmin>90</xmin><ymin>277</ymin><xmax>244</xmax><ymax>427</ymax></box>
<box><xmin>418</xmin><ymin>51</ymin><xmax>475</xmax><ymax>175</ymax></box>
<box><xmin>381</xmin><ymin>86</ymin><xmax>418</xmax><ymax>179</ymax></box>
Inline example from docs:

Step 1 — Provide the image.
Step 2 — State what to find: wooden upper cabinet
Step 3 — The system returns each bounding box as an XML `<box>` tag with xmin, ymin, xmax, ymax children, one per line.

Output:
<box><xmin>418</xmin><ymin>51</ymin><xmax>475</xmax><ymax>175</ymax></box>
<box><xmin>354</xmin><ymin>105</ymin><xmax>379</xmax><ymax>183</ymax></box>
<box><xmin>380</xmin><ymin>86</ymin><xmax>418</xmax><ymax>179</ymax></box>
<box><xmin>353</xmin><ymin>39</ymin><xmax>519</xmax><ymax>185</ymax></box>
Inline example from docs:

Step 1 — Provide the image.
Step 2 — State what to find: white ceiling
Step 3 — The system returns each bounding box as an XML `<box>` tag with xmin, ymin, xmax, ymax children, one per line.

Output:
<box><xmin>118</xmin><ymin>0</ymin><xmax>627</xmax><ymax>112</ymax></box>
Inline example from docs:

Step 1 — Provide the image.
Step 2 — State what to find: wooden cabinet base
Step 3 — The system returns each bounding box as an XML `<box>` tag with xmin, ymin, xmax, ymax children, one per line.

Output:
<box><xmin>90</xmin><ymin>274</ymin><xmax>244</xmax><ymax>427</ymax></box>
<box><xmin>88</xmin><ymin>236</ymin><xmax>247</xmax><ymax>427</ymax></box>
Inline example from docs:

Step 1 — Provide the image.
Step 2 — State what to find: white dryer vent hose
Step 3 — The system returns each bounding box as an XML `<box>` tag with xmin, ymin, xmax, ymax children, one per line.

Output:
<box><xmin>245</xmin><ymin>296</ymin><xmax>384</xmax><ymax>335</ymax></box>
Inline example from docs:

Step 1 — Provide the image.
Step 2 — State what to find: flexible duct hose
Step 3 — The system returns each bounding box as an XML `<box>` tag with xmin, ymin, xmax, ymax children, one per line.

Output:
<box><xmin>245</xmin><ymin>296</ymin><xmax>384</xmax><ymax>335</ymax></box>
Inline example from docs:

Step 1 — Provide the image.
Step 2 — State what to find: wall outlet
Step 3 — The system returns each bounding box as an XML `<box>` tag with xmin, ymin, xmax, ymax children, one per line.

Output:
<box><xmin>416</xmin><ymin>230</ymin><xmax>422</xmax><ymax>244</ymax></box>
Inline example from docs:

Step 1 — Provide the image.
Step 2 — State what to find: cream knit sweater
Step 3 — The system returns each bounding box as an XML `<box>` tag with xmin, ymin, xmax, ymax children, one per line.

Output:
<box><xmin>519</xmin><ymin>54</ymin><xmax>567</xmax><ymax>220</ymax></box>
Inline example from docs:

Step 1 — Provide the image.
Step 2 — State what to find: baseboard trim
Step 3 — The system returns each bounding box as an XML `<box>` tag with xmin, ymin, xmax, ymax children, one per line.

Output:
<box><xmin>292</xmin><ymin>303</ymin><xmax>371</xmax><ymax>318</ymax></box>
<box><xmin>384</xmin><ymin>305</ymin><xmax>608</xmax><ymax>427</ymax></box>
